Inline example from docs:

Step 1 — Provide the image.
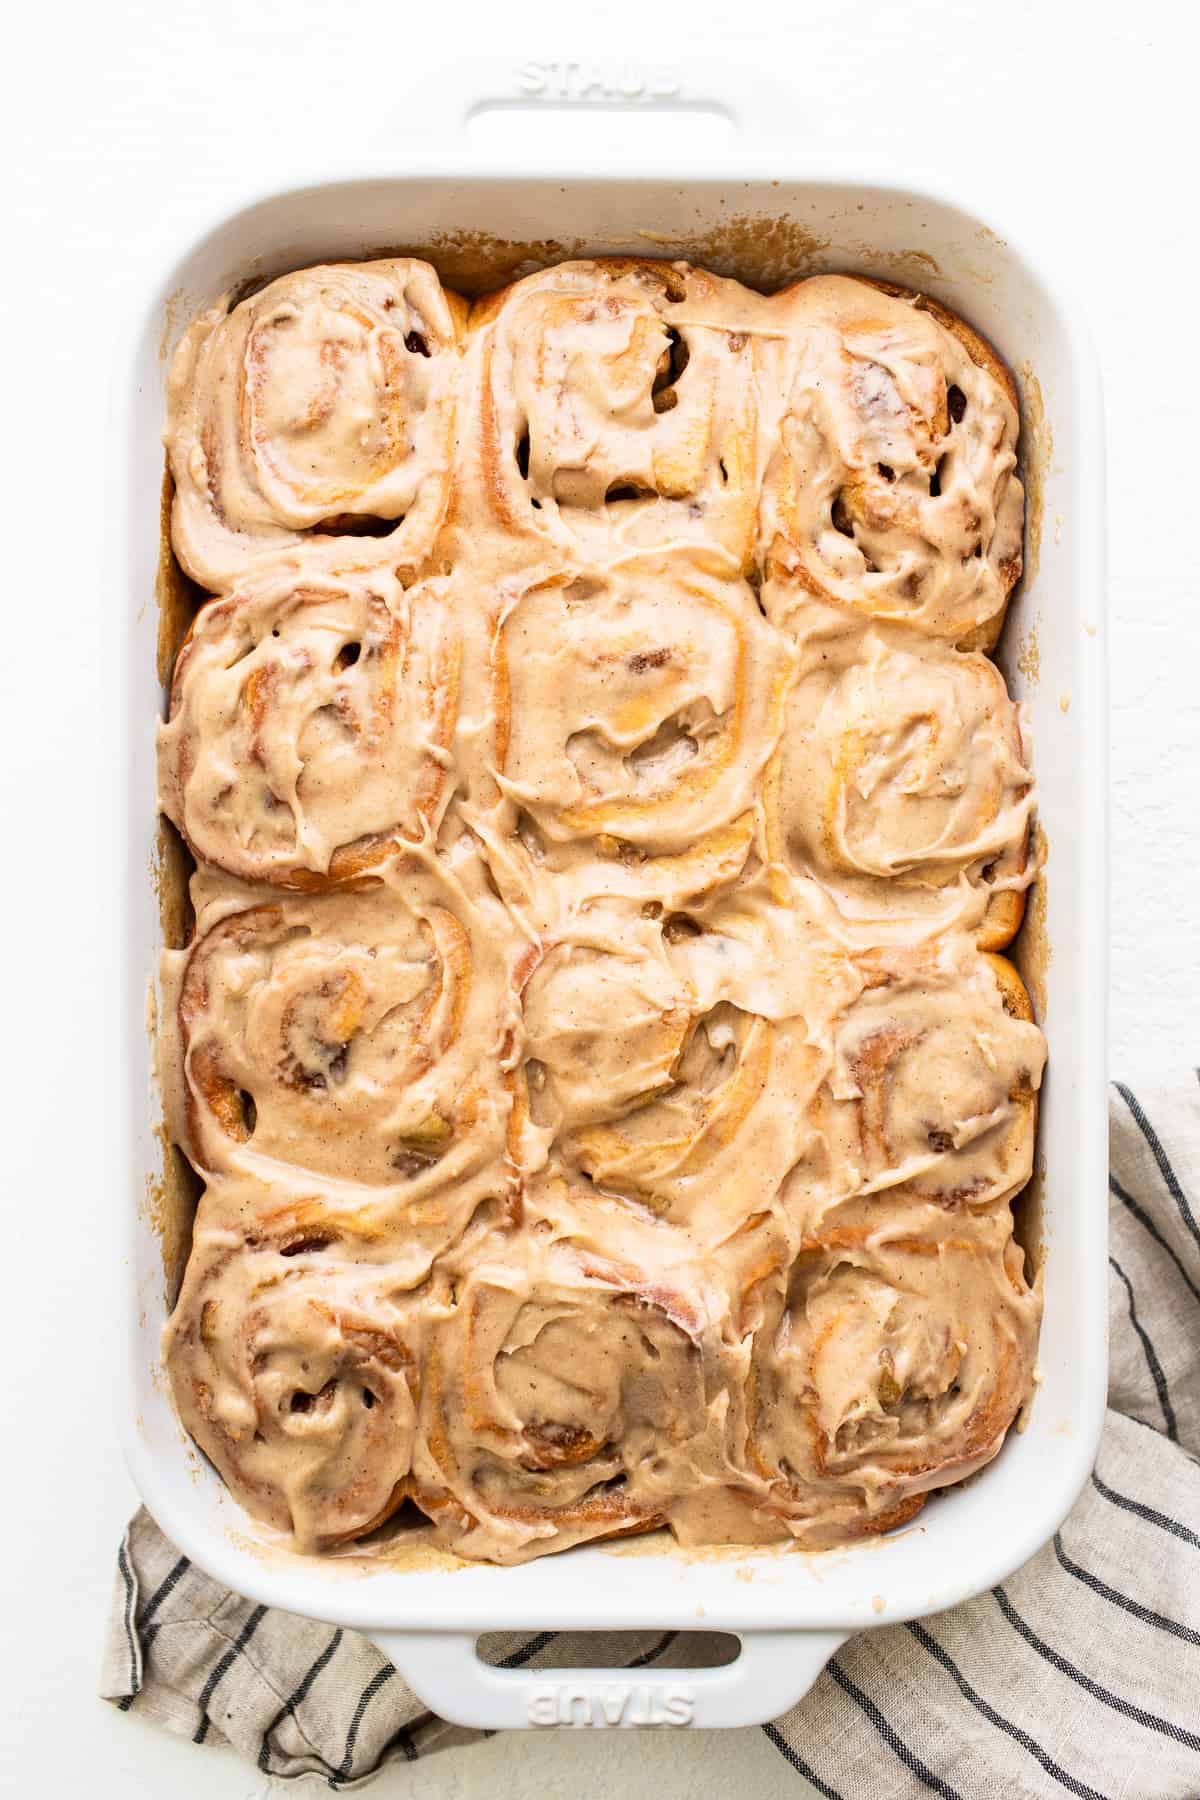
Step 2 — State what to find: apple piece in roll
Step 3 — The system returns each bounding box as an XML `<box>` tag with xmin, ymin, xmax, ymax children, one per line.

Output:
<box><xmin>768</xmin><ymin>598</ymin><xmax>1033</xmax><ymax>947</ymax></box>
<box><xmin>164</xmin><ymin>1210</ymin><xmax>427</xmax><ymax>1549</ymax></box>
<box><xmin>759</xmin><ymin>275</ymin><xmax>1023</xmax><ymax>647</ymax></box>
<box><xmin>411</xmin><ymin>1223</ymin><xmax>726</xmax><ymax>1563</ymax></box>
<box><xmin>166</xmin><ymin>259</ymin><xmax>466</xmax><ymax>590</ymax></box>
<box><xmin>739</xmin><ymin>1207</ymin><xmax>1039</xmax><ymax>1544</ymax></box>
<box><xmin>163</xmin><ymin>849</ymin><xmax>520</xmax><ymax>1211</ymax></box>
<box><xmin>489</xmin><ymin>553</ymin><xmax>793</xmax><ymax>907</ymax></box>
<box><xmin>460</xmin><ymin>258</ymin><xmax>779</xmax><ymax>573</ymax></box>
<box><xmin>158</xmin><ymin>568</ymin><xmax>459</xmax><ymax>889</ymax></box>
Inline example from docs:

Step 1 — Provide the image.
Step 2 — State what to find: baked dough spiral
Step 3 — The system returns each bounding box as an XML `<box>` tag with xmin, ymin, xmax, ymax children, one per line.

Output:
<box><xmin>520</xmin><ymin>902</ymin><xmax>830</xmax><ymax>1243</ymax></box>
<box><xmin>158</xmin><ymin>568</ymin><xmax>459</xmax><ymax>888</ymax></box>
<box><xmin>489</xmin><ymin>552</ymin><xmax>792</xmax><ymax>903</ymax></box>
<box><xmin>768</xmin><ymin>597</ymin><xmax>1033</xmax><ymax>946</ymax></box>
<box><xmin>164</xmin><ymin>1209</ymin><xmax>426</xmax><ymax>1549</ymax></box>
<box><xmin>808</xmin><ymin>943</ymin><xmax>1045</xmax><ymax>1220</ymax></box>
<box><xmin>759</xmin><ymin>275</ymin><xmax>1023</xmax><ymax>646</ymax></box>
<box><xmin>163</xmin><ymin>850</ymin><xmax>519</xmax><ymax>1200</ymax></box>
<box><xmin>739</xmin><ymin>1206</ymin><xmax>1039</xmax><ymax>1545</ymax></box>
<box><xmin>459</xmin><ymin>258</ymin><xmax>778</xmax><ymax>573</ymax></box>
<box><xmin>411</xmin><ymin>1214</ymin><xmax>723</xmax><ymax>1563</ymax></box>
<box><xmin>166</xmin><ymin>260</ymin><xmax>466</xmax><ymax>590</ymax></box>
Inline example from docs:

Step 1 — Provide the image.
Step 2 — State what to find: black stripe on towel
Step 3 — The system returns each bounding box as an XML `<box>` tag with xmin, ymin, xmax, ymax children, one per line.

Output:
<box><xmin>761</xmin><ymin>1723</ymin><xmax>844</xmax><ymax>1798</ymax></box>
<box><xmin>139</xmin><ymin>1554</ymin><xmax>190</xmax><ymax>1629</ymax></box>
<box><xmin>498</xmin><ymin>1631</ymin><xmax>558</xmax><ymax>1668</ymax></box>
<box><xmin>993</xmin><ymin>1587</ymin><xmax>1200</xmax><ymax>1751</ymax></box>
<box><xmin>906</xmin><ymin>1620</ymin><xmax>1107</xmax><ymax>1799</ymax></box>
<box><xmin>378</xmin><ymin>1720</ymin><xmax>420</xmax><ymax>1762</ymax></box>
<box><xmin>1110</xmin><ymin>1175</ymin><xmax>1200</xmax><ymax>1306</ymax></box>
<box><xmin>1115</xmin><ymin>1082</ymin><xmax>1200</xmax><ymax>1255</ymax></box>
<box><xmin>1053</xmin><ymin>1532</ymin><xmax>1200</xmax><ymax>1645</ymax></box>
<box><xmin>258</xmin><ymin>1627</ymin><xmax>344</xmax><ymax>1771</ymax></box>
<box><xmin>626</xmin><ymin>1631</ymin><xmax>678</xmax><ymax>1667</ymax></box>
<box><xmin>192</xmin><ymin>1604</ymin><xmax>267</xmax><ymax>1744</ymax></box>
<box><xmin>116</xmin><ymin>1541</ymin><xmax>139</xmax><ymax>1698</ymax></box>
<box><xmin>1109</xmin><ymin>1254</ymin><xmax>1177</xmax><ymax>1439</ymax></box>
<box><xmin>333</xmin><ymin>1663</ymin><xmax>396</xmax><ymax>1784</ymax></box>
<box><xmin>829</xmin><ymin>1660</ymin><xmax>964</xmax><ymax>1799</ymax></box>
<box><xmin>1091</xmin><ymin>1470</ymin><xmax>1199</xmax><ymax>1549</ymax></box>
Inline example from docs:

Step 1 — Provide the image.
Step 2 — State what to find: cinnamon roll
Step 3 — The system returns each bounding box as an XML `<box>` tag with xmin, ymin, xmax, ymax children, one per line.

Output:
<box><xmin>166</xmin><ymin>260</ymin><xmax>466</xmax><ymax>590</ymax></box>
<box><xmin>157</xmin><ymin>568</ymin><xmax>459</xmax><ymax>889</ymax></box>
<box><xmin>738</xmin><ymin>1206</ymin><xmax>1039</xmax><ymax>1545</ymax></box>
<box><xmin>759</xmin><ymin>275</ymin><xmax>1023</xmax><ymax>646</ymax></box>
<box><xmin>767</xmin><ymin>598</ymin><xmax>1033</xmax><ymax>946</ymax></box>
<box><xmin>458</xmin><ymin>258</ymin><xmax>778</xmax><ymax>573</ymax></box>
<box><xmin>411</xmin><ymin>1217</ymin><xmax>724</xmax><ymax>1563</ymax></box>
<box><xmin>164</xmin><ymin>1206</ymin><xmax>427</xmax><ymax>1548</ymax></box>
<box><xmin>488</xmin><ymin>553</ymin><xmax>792</xmax><ymax>905</ymax></box>
<box><xmin>162</xmin><ymin>849</ymin><xmax>520</xmax><ymax>1200</ymax></box>
<box><xmin>807</xmin><ymin>942</ymin><xmax>1045</xmax><ymax>1220</ymax></box>
<box><xmin>520</xmin><ymin>892</ymin><xmax>863</xmax><ymax>1243</ymax></box>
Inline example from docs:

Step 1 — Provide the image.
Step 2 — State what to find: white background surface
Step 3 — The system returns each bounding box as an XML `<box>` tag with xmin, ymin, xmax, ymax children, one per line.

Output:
<box><xmin>1</xmin><ymin>0</ymin><xmax>1196</xmax><ymax>1794</ymax></box>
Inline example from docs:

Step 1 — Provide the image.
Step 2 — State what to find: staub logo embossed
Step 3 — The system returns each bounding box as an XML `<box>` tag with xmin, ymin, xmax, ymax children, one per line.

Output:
<box><xmin>526</xmin><ymin>1681</ymin><xmax>695</xmax><ymax>1727</ymax></box>
<box><xmin>515</xmin><ymin>62</ymin><xmax>682</xmax><ymax>104</ymax></box>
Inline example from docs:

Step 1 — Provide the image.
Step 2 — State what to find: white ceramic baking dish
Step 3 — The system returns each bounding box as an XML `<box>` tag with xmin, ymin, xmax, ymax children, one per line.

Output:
<box><xmin>115</xmin><ymin>67</ymin><xmax>1109</xmax><ymax>1730</ymax></box>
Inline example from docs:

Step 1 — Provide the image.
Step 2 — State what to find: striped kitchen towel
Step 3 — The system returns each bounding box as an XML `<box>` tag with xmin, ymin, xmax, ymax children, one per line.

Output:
<box><xmin>102</xmin><ymin>1077</ymin><xmax>1200</xmax><ymax>1797</ymax></box>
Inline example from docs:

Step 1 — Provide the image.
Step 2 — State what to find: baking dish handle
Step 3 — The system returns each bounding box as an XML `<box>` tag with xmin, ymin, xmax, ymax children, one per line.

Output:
<box><xmin>397</xmin><ymin>55</ymin><xmax>797</xmax><ymax>146</ymax></box>
<box><xmin>370</xmin><ymin>1627</ymin><xmax>847</xmax><ymax>1729</ymax></box>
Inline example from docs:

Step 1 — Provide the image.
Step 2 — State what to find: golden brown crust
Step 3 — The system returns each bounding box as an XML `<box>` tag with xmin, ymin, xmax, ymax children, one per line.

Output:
<box><xmin>857</xmin><ymin>276</ymin><xmax>1020</xmax><ymax>414</ymax></box>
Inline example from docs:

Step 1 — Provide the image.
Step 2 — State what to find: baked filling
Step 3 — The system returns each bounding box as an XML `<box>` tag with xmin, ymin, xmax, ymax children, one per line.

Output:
<box><xmin>157</xmin><ymin>257</ymin><xmax>1043</xmax><ymax>1565</ymax></box>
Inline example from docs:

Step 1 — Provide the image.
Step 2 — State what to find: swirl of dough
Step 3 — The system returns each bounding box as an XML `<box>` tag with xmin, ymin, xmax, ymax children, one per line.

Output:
<box><xmin>768</xmin><ymin>599</ymin><xmax>1033</xmax><ymax>946</ymax></box>
<box><xmin>164</xmin><ymin>1209</ymin><xmax>424</xmax><ymax>1548</ymax></box>
<box><xmin>739</xmin><ymin>1207</ymin><xmax>1039</xmax><ymax>1544</ymax></box>
<box><xmin>166</xmin><ymin>260</ymin><xmax>466</xmax><ymax>590</ymax></box>
<box><xmin>459</xmin><ymin>258</ymin><xmax>778</xmax><ymax>573</ymax></box>
<box><xmin>520</xmin><ymin>900</ymin><xmax>852</xmax><ymax>1242</ymax></box>
<box><xmin>490</xmin><ymin>553</ymin><xmax>792</xmax><ymax>901</ymax></box>
<box><xmin>158</xmin><ymin>569</ymin><xmax>459</xmax><ymax>888</ymax></box>
<box><xmin>759</xmin><ymin>275</ymin><xmax>1023</xmax><ymax>645</ymax></box>
<box><xmin>411</xmin><ymin>1215</ymin><xmax>723</xmax><ymax>1563</ymax></box>
<box><xmin>164</xmin><ymin>850</ymin><xmax>520</xmax><ymax>1197</ymax></box>
<box><xmin>808</xmin><ymin>943</ymin><xmax>1045</xmax><ymax>1219</ymax></box>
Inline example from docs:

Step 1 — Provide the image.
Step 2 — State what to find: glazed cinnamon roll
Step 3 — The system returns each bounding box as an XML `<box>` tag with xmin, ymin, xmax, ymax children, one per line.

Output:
<box><xmin>807</xmin><ymin>942</ymin><xmax>1045</xmax><ymax>1220</ymax></box>
<box><xmin>158</xmin><ymin>569</ymin><xmax>459</xmax><ymax>888</ymax></box>
<box><xmin>519</xmin><ymin>894</ymin><xmax>859</xmax><ymax>1242</ymax></box>
<box><xmin>162</xmin><ymin>849</ymin><xmax>520</xmax><ymax>1199</ymax></box>
<box><xmin>458</xmin><ymin>258</ymin><xmax>778</xmax><ymax>573</ymax></box>
<box><xmin>166</xmin><ymin>260</ymin><xmax>466</xmax><ymax>590</ymax></box>
<box><xmin>738</xmin><ymin>1206</ymin><xmax>1039</xmax><ymax>1545</ymax></box>
<box><xmin>767</xmin><ymin>598</ymin><xmax>1033</xmax><ymax>947</ymax></box>
<box><xmin>164</xmin><ymin>1208</ymin><xmax>426</xmax><ymax>1548</ymax></box>
<box><xmin>759</xmin><ymin>275</ymin><xmax>1023</xmax><ymax>646</ymax></box>
<box><xmin>488</xmin><ymin>553</ymin><xmax>792</xmax><ymax>905</ymax></box>
<box><xmin>411</xmin><ymin>1220</ymin><xmax>723</xmax><ymax>1562</ymax></box>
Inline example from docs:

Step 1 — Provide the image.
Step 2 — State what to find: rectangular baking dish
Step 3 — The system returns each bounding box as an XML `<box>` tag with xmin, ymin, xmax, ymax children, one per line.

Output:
<box><xmin>115</xmin><ymin>71</ymin><xmax>1109</xmax><ymax>1730</ymax></box>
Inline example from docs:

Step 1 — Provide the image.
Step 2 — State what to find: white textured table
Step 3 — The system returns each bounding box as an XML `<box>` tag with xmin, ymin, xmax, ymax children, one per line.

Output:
<box><xmin>2</xmin><ymin>1</ymin><xmax>1195</xmax><ymax>1794</ymax></box>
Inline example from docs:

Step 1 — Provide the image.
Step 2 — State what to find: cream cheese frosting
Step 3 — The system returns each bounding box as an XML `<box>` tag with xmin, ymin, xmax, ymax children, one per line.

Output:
<box><xmin>158</xmin><ymin>256</ymin><xmax>1043</xmax><ymax>1565</ymax></box>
